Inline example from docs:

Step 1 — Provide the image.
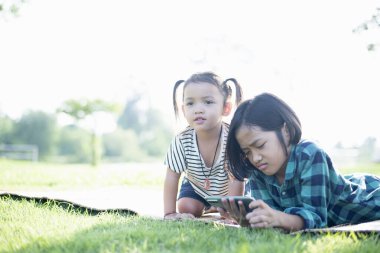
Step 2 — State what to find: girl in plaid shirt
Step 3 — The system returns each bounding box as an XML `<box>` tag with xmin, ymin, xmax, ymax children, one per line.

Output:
<box><xmin>219</xmin><ymin>92</ymin><xmax>380</xmax><ymax>231</ymax></box>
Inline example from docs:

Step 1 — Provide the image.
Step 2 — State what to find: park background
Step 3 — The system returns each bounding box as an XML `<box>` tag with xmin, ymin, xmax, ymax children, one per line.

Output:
<box><xmin>1</xmin><ymin>0</ymin><xmax>380</xmax><ymax>166</ymax></box>
<box><xmin>1</xmin><ymin>2</ymin><xmax>380</xmax><ymax>253</ymax></box>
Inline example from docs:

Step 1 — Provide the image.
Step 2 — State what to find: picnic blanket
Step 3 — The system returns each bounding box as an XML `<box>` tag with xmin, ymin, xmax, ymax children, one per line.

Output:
<box><xmin>0</xmin><ymin>191</ymin><xmax>137</xmax><ymax>216</ymax></box>
<box><xmin>0</xmin><ymin>187</ymin><xmax>164</xmax><ymax>217</ymax></box>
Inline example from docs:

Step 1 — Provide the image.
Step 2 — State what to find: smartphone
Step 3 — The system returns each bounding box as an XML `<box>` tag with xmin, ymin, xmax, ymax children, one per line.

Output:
<box><xmin>205</xmin><ymin>196</ymin><xmax>254</xmax><ymax>212</ymax></box>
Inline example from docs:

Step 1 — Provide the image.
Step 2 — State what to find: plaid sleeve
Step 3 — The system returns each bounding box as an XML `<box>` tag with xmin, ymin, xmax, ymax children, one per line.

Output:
<box><xmin>283</xmin><ymin>149</ymin><xmax>330</xmax><ymax>229</ymax></box>
<box><xmin>246</xmin><ymin>176</ymin><xmax>283</xmax><ymax>210</ymax></box>
<box><xmin>164</xmin><ymin>135</ymin><xmax>186</xmax><ymax>173</ymax></box>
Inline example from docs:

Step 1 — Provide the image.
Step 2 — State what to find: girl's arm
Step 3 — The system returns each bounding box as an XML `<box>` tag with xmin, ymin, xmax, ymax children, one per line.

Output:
<box><xmin>219</xmin><ymin>198</ymin><xmax>304</xmax><ymax>231</ymax></box>
<box><xmin>282</xmin><ymin>148</ymin><xmax>332</xmax><ymax>229</ymax></box>
<box><xmin>227</xmin><ymin>178</ymin><xmax>245</xmax><ymax>196</ymax></box>
<box><xmin>247</xmin><ymin>200</ymin><xmax>304</xmax><ymax>232</ymax></box>
<box><xmin>163</xmin><ymin>168</ymin><xmax>181</xmax><ymax>217</ymax></box>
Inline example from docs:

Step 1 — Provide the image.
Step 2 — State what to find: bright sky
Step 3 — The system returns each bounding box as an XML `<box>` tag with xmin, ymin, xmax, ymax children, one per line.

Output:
<box><xmin>1</xmin><ymin>0</ymin><xmax>380</xmax><ymax>149</ymax></box>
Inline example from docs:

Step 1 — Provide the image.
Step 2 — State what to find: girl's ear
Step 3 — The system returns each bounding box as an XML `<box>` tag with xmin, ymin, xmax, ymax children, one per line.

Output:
<box><xmin>222</xmin><ymin>101</ymin><xmax>232</xmax><ymax>116</ymax></box>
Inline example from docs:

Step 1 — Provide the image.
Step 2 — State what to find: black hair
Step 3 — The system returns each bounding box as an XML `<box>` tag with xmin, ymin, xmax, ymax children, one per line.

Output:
<box><xmin>226</xmin><ymin>92</ymin><xmax>302</xmax><ymax>181</ymax></box>
<box><xmin>172</xmin><ymin>71</ymin><xmax>243</xmax><ymax>119</ymax></box>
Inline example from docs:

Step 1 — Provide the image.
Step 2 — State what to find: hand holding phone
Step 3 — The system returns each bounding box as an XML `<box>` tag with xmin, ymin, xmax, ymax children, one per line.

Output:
<box><xmin>205</xmin><ymin>196</ymin><xmax>255</xmax><ymax>212</ymax></box>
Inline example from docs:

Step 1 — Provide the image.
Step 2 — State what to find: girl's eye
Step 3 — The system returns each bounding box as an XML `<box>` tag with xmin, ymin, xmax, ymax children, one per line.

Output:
<box><xmin>186</xmin><ymin>102</ymin><xmax>193</xmax><ymax>106</ymax></box>
<box><xmin>257</xmin><ymin>143</ymin><xmax>265</xmax><ymax>149</ymax></box>
<box><xmin>205</xmin><ymin>100</ymin><xmax>215</xmax><ymax>104</ymax></box>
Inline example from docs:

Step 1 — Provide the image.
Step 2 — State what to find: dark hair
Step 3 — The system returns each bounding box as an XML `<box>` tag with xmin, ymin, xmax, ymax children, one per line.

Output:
<box><xmin>226</xmin><ymin>92</ymin><xmax>302</xmax><ymax>180</ymax></box>
<box><xmin>172</xmin><ymin>71</ymin><xmax>243</xmax><ymax>119</ymax></box>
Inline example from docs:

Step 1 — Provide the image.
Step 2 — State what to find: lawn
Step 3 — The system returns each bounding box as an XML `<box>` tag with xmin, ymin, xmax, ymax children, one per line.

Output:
<box><xmin>0</xmin><ymin>159</ymin><xmax>379</xmax><ymax>253</ymax></box>
<box><xmin>0</xmin><ymin>159</ymin><xmax>166</xmax><ymax>190</ymax></box>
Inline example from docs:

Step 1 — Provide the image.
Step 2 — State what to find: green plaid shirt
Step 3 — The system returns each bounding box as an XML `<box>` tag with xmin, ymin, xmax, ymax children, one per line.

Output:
<box><xmin>246</xmin><ymin>140</ymin><xmax>380</xmax><ymax>229</ymax></box>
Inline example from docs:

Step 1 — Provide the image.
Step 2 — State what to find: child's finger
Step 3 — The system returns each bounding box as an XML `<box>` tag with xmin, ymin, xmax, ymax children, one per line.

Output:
<box><xmin>250</xmin><ymin>221</ymin><xmax>270</xmax><ymax>228</ymax></box>
<box><xmin>221</xmin><ymin>198</ymin><xmax>233</xmax><ymax>212</ymax></box>
<box><xmin>237</xmin><ymin>200</ymin><xmax>248</xmax><ymax>215</ymax></box>
<box><xmin>217</xmin><ymin>207</ymin><xmax>230</xmax><ymax>219</ymax></box>
<box><xmin>249</xmin><ymin>199</ymin><xmax>266</xmax><ymax>209</ymax></box>
<box><xmin>227</xmin><ymin>197</ymin><xmax>240</xmax><ymax>215</ymax></box>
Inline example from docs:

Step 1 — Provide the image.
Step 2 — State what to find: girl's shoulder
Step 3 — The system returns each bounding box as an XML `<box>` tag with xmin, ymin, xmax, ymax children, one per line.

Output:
<box><xmin>222</xmin><ymin>121</ymin><xmax>230</xmax><ymax>132</ymax></box>
<box><xmin>175</xmin><ymin>126</ymin><xmax>195</xmax><ymax>140</ymax></box>
<box><xmin>179</xmin><ymin>125</ymin><xmax>194</xmax><ymax>135</ymax></box>
<box><xmin>295</xmin><ymin>139</ymin><xmax>327</xmax><ymax>158</ymax></box>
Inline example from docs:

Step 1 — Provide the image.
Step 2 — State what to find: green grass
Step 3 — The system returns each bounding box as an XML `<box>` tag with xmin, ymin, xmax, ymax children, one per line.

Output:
<box><xmin>1</xmin><ymin>159</ymin><xmax>378</xmax><ymax>192</ymax></box>
<box><xmin>337</xmin><ymin>163</ymin><xmax>380</xmax><ymax>176</ymax></box>
<box><xmin>1</xmin><ymin>197</ymin><xmax>379</xmax><ymax>253</ymax></box>
<box><xmin>0</xmin><ymin>159</ymin><xmax>165</xmax><ymax>190</ymax></box>
<box><xmin>1</xmin><ymin>159</ymin><xmax>380</xmax><ymax>253</ymax></box>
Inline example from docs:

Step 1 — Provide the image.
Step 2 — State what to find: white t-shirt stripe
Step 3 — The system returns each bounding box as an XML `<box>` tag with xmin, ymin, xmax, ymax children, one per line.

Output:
<box><xmin>164</xmin><ymin>122</ymin><xmax>230</xmax><ymax>198</ymax></box>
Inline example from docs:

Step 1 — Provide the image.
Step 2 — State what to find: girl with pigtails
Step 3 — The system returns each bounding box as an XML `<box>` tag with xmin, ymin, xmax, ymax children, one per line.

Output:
<box><xmin>163</xmin><ymin>71</ymin><xmax>245</xmax><ymax>219</ymax></box>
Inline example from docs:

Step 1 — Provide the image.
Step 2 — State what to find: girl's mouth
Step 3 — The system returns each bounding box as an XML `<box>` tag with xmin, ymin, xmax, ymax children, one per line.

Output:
<box><xmin>257</xmin><ymin>163</ymin><xmax>267</xmax><ymax>171</ymax></box>
<box><xmin>194</xmin><ymin>117</ymin><xmax>206</xmax><ymax>124</ymax></box>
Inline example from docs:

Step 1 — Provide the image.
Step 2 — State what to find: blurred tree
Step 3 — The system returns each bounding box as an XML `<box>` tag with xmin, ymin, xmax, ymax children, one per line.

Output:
<box><xmin>0</xmin><ymin>0</ymin><xmax>26</xmax><ymax>18</ymax></box>
<box><xmin>13</xmin><ymin>111</ymin><xmax>58</xmax><ymax>159</ymax></box>
<box><xmin>117</xmin><ymin>96</ymin><xmax>173</xmax><ymax>159</ymax></box>
<box><xmin>353</xmin><ymin>7</ymin><xmax>380</xmax><ymax>51</ymax></box>
<box><xmin>139</xmin><ymin>108</ymin><xmax>172</xmax><ymax>157</ymax></box>
<box><xmin>358</xmin><ymin>137</ymin><xmax>377</xmax><ymax>162</ymax></box>
<box><xmin>117</xmin><ymin>94</ymin><xmax>144</xmax><ymax>134</ymax></box>
<box><xmin>103</xmin><ymin>128</ymin><xmax>147</xmax><ymax>162</ymax></box>
<box><xmin>0</xmin><ymin>114</ymin><xmax>15</xmax><ymax>144</ymax></box>
<box><xmin>58</xmin><ymin>125</ymin><xmax>91</xmax><ymax>163</ymax></box>
<box><xmin>57</xmin><ymin>99</ymin><xmax>120</xmax><ymax>166</ymax></box>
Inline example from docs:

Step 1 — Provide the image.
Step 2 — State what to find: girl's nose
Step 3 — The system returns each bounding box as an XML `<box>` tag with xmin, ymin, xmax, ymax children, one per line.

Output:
<box><xmin>253</xmin><ymin>153</ymin><xmax>262</xmax><ymax>164</ymax></box>
<box><xmin>195</xmin><ymin>105</ymin><xmax>204</xmax><ymax>114</ymax></box>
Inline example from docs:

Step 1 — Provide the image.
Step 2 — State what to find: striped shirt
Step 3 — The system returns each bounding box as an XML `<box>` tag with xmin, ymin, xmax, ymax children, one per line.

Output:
<box><xmin>164</xmin><ymin>122</ymin><xmax>230</xmax><ymax>198</ymax></box>
<box><xmin>245</xmin><ymin>139</ymin><xmax>380</xmax><ymax>229</ymax></box>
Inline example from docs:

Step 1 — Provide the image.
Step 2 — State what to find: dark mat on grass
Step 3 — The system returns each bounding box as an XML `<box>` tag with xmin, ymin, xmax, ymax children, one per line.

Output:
<box><xmin>0</xmin><ymin>192</ymin><xmax>138</xmax><ymax>216</ymax></box>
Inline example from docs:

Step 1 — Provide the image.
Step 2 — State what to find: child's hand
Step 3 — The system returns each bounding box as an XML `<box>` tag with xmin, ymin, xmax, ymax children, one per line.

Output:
<box><xmin>164</xmin><ymin>212</ymin><xmax>195</xmax><ymax>220</ymax></box>
<box><xmin>217</xmin><ymin>197</ymin><xmax>251</xmax><ymax>227</ymax></box>
<box><xmin>245</xmin><ymin>199</ymin><xmax>278</xmax><ymax>228</ymax></box>
<box><xmin>216</xmin><ymin>207</ymin><xmax>237</xmax><ymax>225</ymax></box>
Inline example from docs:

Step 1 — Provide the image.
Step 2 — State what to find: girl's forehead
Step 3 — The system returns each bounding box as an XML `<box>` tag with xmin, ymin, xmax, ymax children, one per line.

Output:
<box><xmin>236</xmin><ymin>125</ymin><xmax>267</xmax><ymax>140</ymax></box>
<box><xmin>183</xmin><ymin>82</ymin><xmax>221</xmax><ymax>96</ymax></box>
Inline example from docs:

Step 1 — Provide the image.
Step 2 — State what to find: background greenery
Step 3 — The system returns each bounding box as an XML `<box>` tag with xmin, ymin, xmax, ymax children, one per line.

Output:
<box><xmin>0</xmin><ymin>96</ymin><xmax>173</xmax><ymax>165</ymax></box>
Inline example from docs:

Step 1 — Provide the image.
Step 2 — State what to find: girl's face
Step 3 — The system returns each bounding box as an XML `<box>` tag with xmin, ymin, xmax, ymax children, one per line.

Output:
<box><xmin>236</xmin><ymin>124</ymin><xmax>290</xmax><ymax>183</ymax></box>
<box><xmin>182</xmin><ymin>82</ymin><xmax>228</xmax><ymax>132</ymax></box>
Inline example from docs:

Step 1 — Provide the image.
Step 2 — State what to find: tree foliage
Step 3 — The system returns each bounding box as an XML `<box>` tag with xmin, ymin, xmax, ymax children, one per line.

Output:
<box><xmin>1</xmin><ymin>96</ymin><xmax>173</xmax><ymax>164</ymax></box>
<box><xmin>57</xmin><ymin>99</ymin><xmax>120</xmax><ymax>166</ymax></box>
<box><xmin>0</xmin><ymin>0</ymin><xmax>26</xmax><ymax>18</ymax></box>
<box><xmin>13</xmin><ymin>111</ymin><xmax>58</xmax><ymax>159</ymax></box>
<box><xmin>117</xmin><ymin>96</ymin><xmax>173</xmax><ymax>158</ymax></box>
<box><xmin>0</xmin><ymin>114</ymin><xmax>15</xmax><ymax>144</ymax></box>
<box><xmin>117</xmin><ymin>94</ymin><xmax>144</xmax><ymax>133</ymax></box>
<box><xmin>353</xmin><ymin>7</ymin><xmax>380</xmax><ymax>51</ymax></box>
<box><xmin>57</xmin><ymin>99</ymin><xmax>120</xmax><ymax>121</ymax></box>
<box><xmin>58</xmin><ymin>125</ymin><xmax>92</xmax><ymax>163</ymax></box>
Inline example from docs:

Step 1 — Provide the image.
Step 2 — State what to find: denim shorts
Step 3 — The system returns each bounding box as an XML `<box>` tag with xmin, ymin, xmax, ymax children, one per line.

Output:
<box><xmin>178</xmin><ymin>178</ymin><xmax>210</xmax><ymax>208</ymax></box>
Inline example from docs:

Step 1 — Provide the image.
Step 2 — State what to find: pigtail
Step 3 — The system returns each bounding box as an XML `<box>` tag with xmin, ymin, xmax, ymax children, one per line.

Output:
<box><xmin>223</xmin><ymin>78</ymin><xmax>243</xmax><ymax>106</ymax></box>
<box><xmin>173</xmin><ymin>80</ymin><xmax>185</xmax><ymax>119</ymax></box>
